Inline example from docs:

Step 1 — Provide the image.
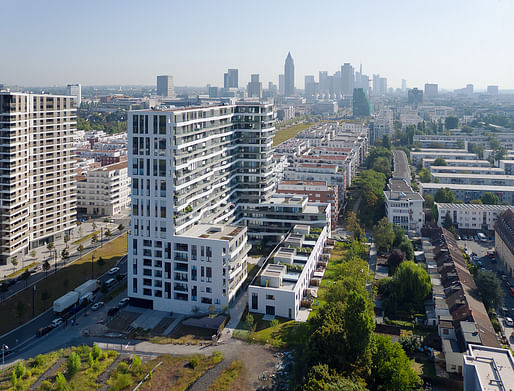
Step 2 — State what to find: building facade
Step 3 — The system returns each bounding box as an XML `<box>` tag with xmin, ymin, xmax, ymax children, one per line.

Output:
<box><xmin>77</xmin><ymin>162</ymin><xmax>131</xmax><ymax>216</ymax></box>
<box><xmin>0</xmin><ymin>92</ymin><xmax>77</xmax><ymax>264</ymax></box>
<box><xmin>284</xmin><ymin>52</ymin><xmax>295</xmax><ymax>96</ymax></box>
<box><xmin>436</xmin><ymin>203</ymin><xmax>511</xmax><ymax>232</ymax></box>
<box><xmin>384</xmin><ymin>179</ymin><xmax>425</xmax><ymax>235</ymax></box>
<box><xmin>223</xmin><ymin>68</ymin><xmax>238</xmax><ymax>89</ymax></box>
<box><xmin>494</xmin><ymin>208</ymin><xmax>514</xmax><ymax>278</ymax></box>
<box><xmin>66</xmin><ymin>83</ymin><xmax>81</xmax><ymax>107</ymax></box>
<box><xmin>156</xmin><ymin>75</ymin><xmax>175</xmax><ymax>98</ymax></box>
<box><xmin>127</xmin><ymin>102</ymin><xmax>275</xmax><ymax>312</ymax></box>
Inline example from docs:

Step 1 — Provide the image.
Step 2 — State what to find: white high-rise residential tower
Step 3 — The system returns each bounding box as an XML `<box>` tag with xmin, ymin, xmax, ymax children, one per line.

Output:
<box><xmin>66</xmin><ymin>83</ymin><xmax>81</xmax><ymax>107</ymax></box>
<box><xmin>156</xmin><ymin>75</ymin><xmax>175</xmax><ymax>98</ymax></box>
<box><xmin>127</xmin><ymin>101</ymin><xmax>275</xmax><ymax>313</ymax></box>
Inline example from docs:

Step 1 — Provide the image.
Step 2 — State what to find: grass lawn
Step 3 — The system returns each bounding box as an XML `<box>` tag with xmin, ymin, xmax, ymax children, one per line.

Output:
<box><xmin>0</xmin><ymin>349</ymin><xmax>63</xmax><ymax>390</ymax></box>
<box><xmin>207</xmin><ymin>360</ymin><xmax>246</xmax><ymax>391</ymax></box>
<box><xmin>72</xmin><ymin>230</ymin><xmax>101</xmax><ymax>245</ymax></box>
<box><xmin>3</xmin><ymin>262</ymin><xmax>38</xmax><ymax>279</ymax></box>
<box><xmin>273</xmin><ymin>122</ymin><xmax>313</xmax><ymax>146</ymax></box>
<box><xmin>413</xmin><ymin>356</ymin><xmax>436</xmax><ymax>379</ymax></box>
<box><xmin>0</xmin><ymin>233</ymin><xmax>127</xmax><ymax>335</ymax></box>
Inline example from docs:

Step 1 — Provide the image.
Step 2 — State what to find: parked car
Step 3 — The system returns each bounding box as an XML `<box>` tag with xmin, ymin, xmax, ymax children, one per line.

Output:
<box><xmin>108</xmin><ymin>267</ymin><xmax>120</xmax><ymax>275</ymax></box>
<box><xmin>91</xmin><ymin>302</ymin><xmax>104</xmax><ymax>311</ymax></box>
<box><xmin>107</xmin><ymin>307</ymin><xmax>120</xmax><ymax>316</ymax></box>
<box><xmin>118</xmin><ymin>298</ymin><xmax>130</xmax><ymax>308</ymax></box>
<box><xmin>104</xmin><ymin>278</ymin><xmax>116</xmax><ymax>288</ymax></box>
<box><xmin>36</xmin><ymin>325</ymin><xmax>53</xmax><ymax>337</ymax></box>
<box><xmin>50</xmin><ymin>318</ymin><xmax>64</xmax><ymax>328</ymax></box>
<box><xmin>505</xmin><ymin>317</ymin><xmax>514</xmax><ymax>326</ymax></box>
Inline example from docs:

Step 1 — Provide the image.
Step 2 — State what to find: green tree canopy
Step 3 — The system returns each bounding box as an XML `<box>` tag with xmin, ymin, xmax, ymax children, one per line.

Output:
<box><xmin>372</xmin><ymin>156</ymin><xmax>392</xmax><ymax>178</ymax></box>
<box><xmin>397</xmin><ymin>238</ymin><xmax>414</xmax><ymax>261</ymax></box>
<box><xmin>433</xmin><ymin>158</ymin><xmax>447</xmax><ymax>166</ymax></box>
<box><xmin>303</xmin><ymin>364</ymin><xmax>366</xmax><ymax>391</ymax></box>
<box><xmin>346</xmin><ymin>211</ymin><xmax>365</xmax><ymax>242</ymax></box>
<box><xmin>475</xmin><ymin>270</ymin><xmax>504</xmax><ymax>310</ymax></box>
<box><xmin>418</xmin><ymin>167</ymin><xmax>431</xmax><ymax>183</ymax></box>
<box><xmin>434</xmin><ymin>188</ymin><xmax>457</xmax><ymax>203</ymax></box>
<box><xmin>481</xmin><ymin>192</ymin><xmax>500</xmax><ymax>205</ymax></box>
<box><xmin>384</xmin><ymin>261</ymin><xmax>431</xmax><ymax>314</ymax></box>
<box><xmin>444</xmin><ymin>116</ymin><xmax>459</xmax><ymax>130</ymax></box>
<box><xmin>424</xmin><ymin>193</ymin><xmax>434</xmax><ymax>209</ymax></box>
<box><xmin>442</xmin><ymin>211</ymin><xmax>453</xmax><ymax>230</ymax></box>
<box><xmin>369</xmin><ymin>335</ymin><xmax>422</xmax><ymax>391</ymax></box>
<box><xmin>373</xmin><ymin>217</ymin><xmax>395</xmax><ymax>253</ymax></box>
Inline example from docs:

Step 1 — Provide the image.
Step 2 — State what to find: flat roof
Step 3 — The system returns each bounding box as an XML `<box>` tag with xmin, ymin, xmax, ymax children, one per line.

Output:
<box><xmin>436</xmin><ymin>203</ymin><xmax>512</xmax><ymax>211</ymax></box>
<box><xmin>421</xmin><ymin>183</ymin><xmax>514</xmax><ymax>192</ymax></box>
<box><xmin>389</xmin><ymin>178</ymin><xmax>413</xmax><ymax>192</ymax></box>
<box><xmin>180</xmin><ymin>224</ymin><xmax>244</xmax><ymax>241</ymax></box>
<box><xmin>411</xmin><ymin>151</ymin><xmax>477</xmax><ymax>156</ymax></box>
<box><xmin>279</xmin><ymin>180</ymin><xmax>327</xmax><ymax>186</ymax></box>
<box><xmin>431</xmin><ymin>172</ymin><xmax>514</xmax><ymax>180</ymax></box>
<box><xmin>423</xmin><ymin>158</ymin><xmax>490</xmax><ymax>164</ymax></box>
<box><xmin>464</xmin><ymin>344</ymin><xmax>514</xmax><ymax>391</ymax></box>
<box><xmin>430</xmin><ymin>166</ymin><xmax>503</xmax><ymax>172</ymax></box>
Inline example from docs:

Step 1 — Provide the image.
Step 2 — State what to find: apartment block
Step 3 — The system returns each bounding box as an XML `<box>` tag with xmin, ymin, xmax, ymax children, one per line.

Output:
<box><xmin>463</xmin><ymin>345</ymin><xmax>514</xmax><ymax>391</ymax></box>
<box><xmin>435</xmin><ymin>203</ymin><xmax>511</xmax><ymax>232</ymax></box>
<box><xmin>422</xmin><ymin>159</ymin><xmax>491</xmax><ymax>169</ymax></box>
<box><xmin>127</xmin><ymin>102</ymin><xmax>275</xmax><ymax>312</ymax></box>
<box><xmin>495</xmin><ymin>208</ymin><xmax>514</xmax><ymax>278</ymax></box>
<box><xmin>76</xmin><ymin>161</ymin><xmax>131</xmax><ymax>216</ymax></box>
<box><xmin>0</xmin><ymin>92</ymin><xmax>76</xmax><ymax>264</ymax></box>
<box><xmin>276</xmin><ymin>180</ymin><xmax>338</xmax><ymax>228</ymax></box>
<box><xmin>283</xmin><ymin>163</ymin><xmax>346</xmax><ymax>201</ymax></box>
<box><xmin>421</xmin><ymin>183</ymin><xmax>514</xmax><ymax>205</ymax></box>
<box><xmin>384</xmin><ymin>179</ymin><xmax>424</xmax><ymax>235</ymax></box>
<box><xmin>411</xmin><ymin>151</ymin><xmax>478</xmax><ymax>164</ymax></box>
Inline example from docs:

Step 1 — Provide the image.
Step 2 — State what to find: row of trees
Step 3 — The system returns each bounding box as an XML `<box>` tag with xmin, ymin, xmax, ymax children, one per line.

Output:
<box><xmin>303</xmin><ymin>233</ymin><xmax>421</xmax><ymax>390</ymax></box>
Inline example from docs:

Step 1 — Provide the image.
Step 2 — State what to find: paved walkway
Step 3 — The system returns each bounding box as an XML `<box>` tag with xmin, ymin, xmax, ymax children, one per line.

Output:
<box><xmin>218</xmin><ymin>291</ymin><xmax>248</xmax><ymax>343</ymax></box>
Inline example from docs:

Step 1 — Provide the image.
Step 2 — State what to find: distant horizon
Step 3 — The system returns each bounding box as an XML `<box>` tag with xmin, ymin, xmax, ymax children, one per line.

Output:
<box><xmin>1</xmin><ymin>0</ymin><xmax>513</xmax><ymax>90</ymax></box>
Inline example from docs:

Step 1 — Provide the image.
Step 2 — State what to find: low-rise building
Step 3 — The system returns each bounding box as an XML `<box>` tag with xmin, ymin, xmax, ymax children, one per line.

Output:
<box><xmin>76</xmin><ymin>162</ymin><xmax>131</xmax><ymax>216</ymax></box>
<box><xmin>411</xmin><ymin>151</ymin><xmax>478</xmax><ymax>165</ymax></box>
<box><xmin>284</xmin><ymin>163</ymin><xmax>346</xmax><ymax>200</ymax></box>
<box><xmin>421</xmin><ymin>183</ymin><xmax>514</xmax><ymax>205</ymax></box>
<box><xmin>276</xmin><ymin>180</ymin><xmax>339</xmax><ymax>229</ymax></box>
<box><xmin>431</xmin><ymin>172</ymin><xmax>514</xmax><ymax>186</ymax></box>
<box><xmin>422</xmin><ymin>159</ymin><xmax>491</xmax><ymax>169</ymax></box>
<box><xmin>463</xmin><ymin>344</ymin><xmax>514</xmax><ymax>391</ymax></box>
<box><xmin>435</xmin><ymin>203</ymin><xmax>511</xmax><ymax>232</ymax></box>
<box><xmin>384</xmin><ymin>179</ymin><xmax>425</xmax><ymax>235</ymax></box>
<box><xmin>248</xmin><ymin>224</ymin><xmax>329</xmax><ymax>320</ymax></box>
<box><xmin>494</xmin><ymin>208</ymin><xmax>514</xmax><ymax>277</ymax></box>
<box><xmin>429</xmin><ymin>166</ymin><xmax>504</xmax><ymax>175</ymax></box>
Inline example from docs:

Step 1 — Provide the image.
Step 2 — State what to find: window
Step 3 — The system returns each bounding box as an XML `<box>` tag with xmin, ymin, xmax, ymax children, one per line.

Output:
<box><xmin>251</xmin><ymin>293</ymin><xmax>258</xmax><ymax>309</ymax></box>
<box><xmin>159</xmin><ymin>160</ymin><xmax>166</xmax><ymax>176</ymax></box>
<box><xmin>201</xmin><ymin>297</ymin><xmax>212</xmax><ymax>304</ymax></box>
<box><xmin>132</xmin><ymin>278</ymin><xmax>137</xmax><ymax>293</ymax></box>
<box><xmin>266</xmin><ymin>294</ymin><xmax>275</xmax><ymax>300</ymax></box>
<box><xmin>159</xmin><ymin>115</ymin><xmax>166</xmax><ymax>134</ymax></box>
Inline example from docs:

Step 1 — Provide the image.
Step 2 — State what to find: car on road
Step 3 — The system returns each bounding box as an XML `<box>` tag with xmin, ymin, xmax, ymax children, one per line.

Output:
<box><xmin>118</xmin><ymin>298</ymin><xmax>130</xmax><ymax>308</ymax></box>
<box><xmin>50</xmin><ymin>318</ymin><xmax>64</xmax><ymax>328</ymax></box>
<box><xmin>36</xmin><ymin>325</ymin><xmax>53</xmax><ymax>337</ymax></box>
<box><xmin>108</xmin><ymin>267</ymin><xmax>120</xmax><ymax>275</ymax></box>
<box><xmin>91</xmin><ymin>302</ymin><xmax>104</xmax><ymax>311</ymax></box>
<box><xmin>107</xmin><ymin>307</ymin><xmax>120</xmax><ymax>316</ymax></box>
<box><xmin>505</xmin><ymin>317</ymin><xmax>514</xmax><ymax>326</ymax></box>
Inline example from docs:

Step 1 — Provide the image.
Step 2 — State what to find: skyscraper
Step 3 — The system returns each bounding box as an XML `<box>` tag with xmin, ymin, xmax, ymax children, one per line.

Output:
<box><xmin>156</xmin><ymin>75</ymin><xmax>175</xmax><ymax>97</ymax></box>
<box><xmin>0</xmin><ymin>92</ymin><xmax>77</xmax><ymax>265</ymax></box>
<box><xmin>319</xmin><ymin>71</ymin><xmax>329</xmax><ymax>95</ymax></box>
<box><xmin>408</xmin><ymin>88</ymin><xmax>423</xmax><ymax>105</ymax></box>
<box><xmin>487</xmin><ymin>85</ymin><xmax>499</xmax><ymax>95</ymax></box>
<box><xmin>278</xmin><ymin>74</ymin><xmax>285</xmax><ymax>96</ymax></box>
<box><xmin>352</xmin><ymin>88</ymin><xmax>371</xmax><ymax>117</ymax></box>
<box><xmin>341</xmin><ymin>63</ymin><xmax>354</xmax><ymax>96</ymax></box>
<box><xmin>424</xmin><ymin>83</ymin><xmax>438</xmax><ymax>98</ymax></box>
<box><xmin>247</xmin><ymin>74</ymin><xmax>262</xmax><ymax>98</ymax></box>
<box><xmin>401</xmin><ymin>79</ymin><xmax>407</xmax><ymax>92</ymax></box>
<box><xmin>66</xmin><ymin>83</ymin><xmax>81</xmax><ymax>107</ymax></box>
<box><xmin>284</xmin><ymin>52</ymin><xmax>295</xmax><ymax>96</ymax></box>
<box><xmin>127</xmin><ymin>102</ymin><xmax>275</xmax><ymax>313</ymax></box>
<box><xmin>223</xmin><ymin>68</ymin><xmax>238</xmax><ymax>89</ymax></box>
<box><xmin>372</xmin><ymin>74</ymin><xmax>387</xmax><ymax>96</ymax></box>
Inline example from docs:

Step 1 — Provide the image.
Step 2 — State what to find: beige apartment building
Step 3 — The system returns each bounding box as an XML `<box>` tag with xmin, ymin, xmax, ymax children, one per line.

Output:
<box><xmin>77</xmin><ymin>161</ymin><xmax>131</xmax><ymax>216</ymax></box>
<box><xmin>0</xmin><ymin>92</ymin><xmax>77</xmax><ymax>265</ymax></box>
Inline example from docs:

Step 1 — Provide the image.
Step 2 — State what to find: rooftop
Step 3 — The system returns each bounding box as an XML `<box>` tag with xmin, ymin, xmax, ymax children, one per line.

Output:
<box><xmin>436</xmin><ymin>203</ymin><xmax>512</xmax><ymax>212</ymax></box>
<box><xmin>421</xmin><ymin>183</ymin><xmax>514</xmax><ymax>192</ymax></box>
<box><xmin>463</xmin><ymin>344</ymin><xmax>514</xmax><ymax>391</ymax></box>
<box><xmin>431</xmin><ymin>172</ymin><xmax>514</xmax><ymax>180</ymax></box>
<box><xmin>180</xmin><ymin>224</ymin><xmax>245</xmax><ymax>241</ymax></box>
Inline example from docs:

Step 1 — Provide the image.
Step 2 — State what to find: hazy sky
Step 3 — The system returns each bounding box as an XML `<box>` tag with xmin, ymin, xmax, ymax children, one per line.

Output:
<box><xmin>1</xmin><ymin>0</ymin><xmax>513</xmax><ymax>90</ymax></box>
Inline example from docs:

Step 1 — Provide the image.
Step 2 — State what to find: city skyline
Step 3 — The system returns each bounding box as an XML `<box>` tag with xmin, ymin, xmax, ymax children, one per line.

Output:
<box><xmin>1</xmin><ymin>0</ymin><xmax>513</xmax><ymax>90</ymax></box>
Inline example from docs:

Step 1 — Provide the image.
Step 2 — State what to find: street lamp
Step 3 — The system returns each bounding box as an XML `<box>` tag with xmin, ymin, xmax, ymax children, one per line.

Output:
<box><xmin>91</xmin><ymin>251</ymin><xmax>95</xmax><ymax>279</ymax></box>
<box><xmin>1</xmin><ymin>344</ymin><xmax>8</xmax><ymax>367</ymax></box>
<box><xmin>32</xmin><ymin>285</ymin><xmax>37</xmax><ymax>318</ymax></box>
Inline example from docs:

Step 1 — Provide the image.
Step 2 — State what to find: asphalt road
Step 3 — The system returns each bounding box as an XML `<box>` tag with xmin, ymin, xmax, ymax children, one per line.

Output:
<box><xmin>0</xmin><ymin>256</ymin><xmax>127</xmax><ymax>362</ymax></box>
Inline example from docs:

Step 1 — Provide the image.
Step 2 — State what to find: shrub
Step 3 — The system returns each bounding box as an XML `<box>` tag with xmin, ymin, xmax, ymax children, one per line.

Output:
<box><xmin>109</xmin><ymin>373</ymin><xmax>132</xmax><ymax>391</ymax></box>
<box><xmin>33</xmin><ymin>354</ymin><xmax>46</xmax><ymax>368</ymax></box>
<box><xmin>131</xmin><ymin>354</ymin><xmax>142</xmax><ymax>371</ymax></box>
<box><xmin>92</xmin><ymin>343</ymin><xmax>102</xmax><ymax>359</ymax></box>
<box><xmin>88</xmin><ymin>353</ymin><xmax>94</xmax><ymax>368</ymax></box>
<box><xmin>211</xmin><ymin>351</ymin><xmax>223</xmax><ymax>364</ymax></box>
<box><xmin>40</xmin><ymin>380</ymin><xmax>53</xmax><ymax>391</ymax></box>
<box><xmin>55</xmin><ymin>372</ymin><xmax>71</xmax><ymax>391</ymax></box>
<box><xmin>491</xmin><ymin>318</ymin><xmax>501</xmax><ymax>333</ymax></box>
<box><xmin>271</xmin><ymin>318</ymin><xmax>280</xmax><ymax>328</ymax></box>
<box><xmin>190</xmin><ymin>357</ymin><xmax>200</xmax><ymax>369</ymax></box>
<box><xmin>245</xmin><ymin>314</ymin><xmax>254</xmax><ymax>327</ymax></box>
<box><xmin>117</xmin><ymin>361</ymin><xmax>129</xmax><ymax>374</ymax></box>
<box><xmin>67</xmin><ymin>352</ymin><xmax>81</xmax><ymax>377</ymax></box>
<box><xmin>15</xmin><ymin>362</ymin><xmax>26</xmax><ymax>378</ymax></box>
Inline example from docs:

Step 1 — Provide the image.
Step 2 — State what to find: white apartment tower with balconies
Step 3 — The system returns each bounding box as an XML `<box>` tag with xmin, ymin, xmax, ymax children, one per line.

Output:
<box><xmin>127</xmin><ymin>102</ymin><xmax>275</xmax><ymax>313</ymax></box>
<box><xmin>0</xmin><ymin>92</ymin><xmax>77</xmax><ymax>265</ymax></box>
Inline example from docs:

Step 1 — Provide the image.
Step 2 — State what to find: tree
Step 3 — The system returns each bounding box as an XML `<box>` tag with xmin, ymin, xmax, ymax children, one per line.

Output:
<box><xmin>105</xmin><ymin>228</ymin><xmax>112</xmax><ymax>237</ymax></box>
<box><xmin>77</xmin><ymin>244</ymin><xmax>85</xmax><ymax>258</ymax></box>
<box><xmin>475</xmin><ymin>270</ymin><xmax>504</xmax><ymax>310</ymax></box>
<box><xmin>47</xmin><ymin>242</ymin><xmax>54</xmax><ymax>252</ymax></box>
<box><xmin>468</xmin><ymin>143</ymin><xmax>485</xmax><ymax>159</ymax></box>
<box><xmin>88</xmin><ymin>353</ymin><xmax>94</xmax><ymax>368</ymax></box>
<box><xmin>398</xmin><ymin>238</ymin><xmax>414</xmax><ymax>261</ymax></box>
<box><xmin>346</xmin><ymin>211</ymin><xmax>365</xmax><ymax>241</ymax></box>
<box><xmin>43</xmin><ymin>260</ymin><xmax>50</xmax><ymax>277</ymax></box>
<box><xmin>303</xmin><ymin>364</ymin><xmax>366</xmax><ymax>391</ymax></box>
<box><xmin>92</xmin><ymin>343</ymin><xmax>102</xmax><ymax>360</ymax></box>
<box><xmin>118</xmin><ymin>224</ymin><xmax>125</xmax><ymax>232</ymax></box>
<box><xmin>399</xmin><ymin>334</ymin><xmax>421</xmax><ymax>356</ymax></box>
<box><xmin>392</xmin><ymin>225</ymin><xmax>405</xmax><ymax>247</ymax></box>
<box><xmin>64</xmin><ymin>234</ymin><xmax>70</xmax><ymax>249</ymax></box>
<box><xmin>387</xmin><ymin>249</ymin><xmax>405</xmax><ymax>273</ymax></box>
<box><xmin>61</xmin><ymin>249</ymin><xmax>69</xmax><ymax>260</ymax></box>
<box><xmin>433</xmin><ymin>157</ymin><xmax>447</xmax><ymax>166</ymax></box>
<box><xmin>245</xmin><ymin>313</ymin><xmax>254</xmax><ymax>328</ymax></box>
<box><xmin>91</xmin><ymin>233</ymin><xmax>98</xmax><ymax>244</ymax></box>
<box><xmin>54</xmin><ymin>372</ymin><xmax>71</xmax><ymax>391</ymax></box>
<box><xmin>418</xmin><ymin>167</ymin><xmax>431</xmax><ymax>183</ymax></box>
<box><xmin>372</xmin><ymin>156</ymin><xmax>392</xmax><ymax>178</ymax></box>
<box><xmin>445</xmin><ymin>116</ymin><xmax>459</xmax><ymax>130</ymax></box>
<box><xmin>11</xmin><ymin>256</ymin><xmax>18</xmax><ymax>271</ymax></box>
<box><xmin>373</xmin><ymin>217</ymin><xmax>395</xmax><ymax>253</ymax></box>
<box><xmin>351</xmin><ymin>170</ymin><xmax>387</xmax><ymax>226</ymax></box>
<box><xmin>442</xmin><ymin>211</ymin><xmax>453</xmax><ymax>230</ymax></box>
<box><xmin>494</xmin><ymin>146</ymin><xmax>507</xmax><ymax>161</ymax></box>
<box><xmin>67</xmin><ymin>352</ymin><xmax>81</xmax><ymax>377</ymax></box>
<box><xmin>30</xmin><ymin>250</ymin><xmax>36</xmax><ymax>259</ymax></box>
<box><xmin>384</xmin><ymin>261</ymin><xmax>431</xmax><ymax>314</ymax></box>
<box><xmin>481</xmin><ymin>192</ymin><xmax>500</xmax><ymax>205</ymax></box>
<box><xmin>434</xmin><ymin>187</ymin><xmax>457</xmax><ymax>203</ymax></box>
<box><xmin>369</xmin><ymin>335</ymin><xmax>422</xmax><ymax>391</ymax></box>
<box><xmin>424</xmin><ymin>193</ymin><xmax>434</xmax><ymax>209</ymax></box>
<box><xmin>21</xmin><ymin>270</ymin><xmax>31</xmax><ymax>287</ymax></box>
<box><xmin>382</xmin><ymin>135</ymin><xmax>391</xmax><ymax>150</ymax></box>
